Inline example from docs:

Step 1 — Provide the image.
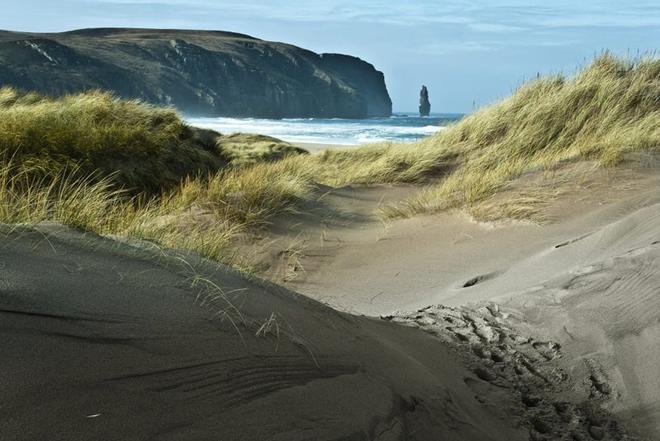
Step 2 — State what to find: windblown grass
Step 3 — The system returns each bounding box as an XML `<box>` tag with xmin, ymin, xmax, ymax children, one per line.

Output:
<box><xmin>174</xmin><ymin>159</ymin><xmax>313</xmax><ymax>227</ymax></box>
<box><xmin>0</xmin><ymin>87</ymin><xmax>227</xmax><ymax>193</ymax></box>
<box><xmin>216</xmin><ymin>133</ymin><xmax>308</xmax><ymax>166</ymax></box>
<box><xmin>0</xmin><ymin>156</ymin><xmax>311</xmax><ymax>267</ymax></box>
<box><xmin>0</xmin><ymin>89</ymin><xmax>311</xmax><ymax>267</ymax></box>
<box><xmin>269</xmin><ymin>54</ymin><xmax>660</xmax><ymax>218</ymax></box>
<box><xmin>1</xmin><ymin>54</ymin><xmax>658</xmax><ymax>269</ymax></box>
<box><xmin>0</xmin><ymin>161</ymin><xmax>137</xmax><ymax>231</ymax></box>
<box><xmin>370</xmin><ymin>54</ymin><xmax>660</xmax><ymax>216</ymax></box>
<box><xmin>0</xmin><ymin>160</ymin><xmax>226</xmax><ymax>260</ymax></box>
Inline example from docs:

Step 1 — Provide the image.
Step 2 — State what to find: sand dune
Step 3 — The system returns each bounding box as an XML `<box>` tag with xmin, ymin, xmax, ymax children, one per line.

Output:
<box><xmin>1</xmin><ymin>161</ymin><xmax>658</xmax><ymax>439</ymax></box>
<box><xmin>274</xmin><ymin>162</ymin><xmax>660</xmax><ymax>439</ymax></box>
<box><xmin>467</xmin><ymin>203</ymin><xmax>660</xmax><ymax>438</ymax></box>
<box><xmin>2</xmin><ymin>220</ymin><xmax>641</xmax><ymax>440</ymax></box>
<box><xmin>0</xmin><ymin>223</ymin><xmax>539</xmax><ymax>440</ymax></box>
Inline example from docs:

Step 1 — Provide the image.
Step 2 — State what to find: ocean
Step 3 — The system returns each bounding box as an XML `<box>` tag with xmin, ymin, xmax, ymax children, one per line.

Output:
<box><xmin>186</xmin><ymin>113</ymin><xmax>463</xmax><ymax>145</ymax></box>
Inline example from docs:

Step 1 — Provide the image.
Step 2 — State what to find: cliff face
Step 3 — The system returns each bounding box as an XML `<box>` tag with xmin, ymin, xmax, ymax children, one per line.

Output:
<box><xmin>0</xmin><ymin>28</ymin><xmax>392</xmax><ymax>118</ymax></box>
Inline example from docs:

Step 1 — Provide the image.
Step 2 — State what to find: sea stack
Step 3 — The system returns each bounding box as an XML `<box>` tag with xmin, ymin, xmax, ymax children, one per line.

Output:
<box><xmin>419</xmin><ymin>85</ymin><xmax>431</xmax><ymax>117</ymax></box>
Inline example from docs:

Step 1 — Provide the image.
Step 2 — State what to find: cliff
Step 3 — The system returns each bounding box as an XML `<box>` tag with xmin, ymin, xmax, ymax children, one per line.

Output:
<box><xmin>0</xmin><ymin>28</ymin><xmax>392</xmax><ymax>118</ymax></box>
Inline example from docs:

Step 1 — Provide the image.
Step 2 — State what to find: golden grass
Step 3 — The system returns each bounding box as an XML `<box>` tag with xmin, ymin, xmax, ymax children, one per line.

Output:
<box><xmin>0</xmin><ymin>158</ymin><xmax>150</xmax><ymax>234</ymax></box>
<box><xmin>272</xmin><ymin>54</ymin><xmax>660</xmax><ymax>218</ymax></box>
<box><xmin>373</xmin><ymin>54</ymin><xmax>660</xmax><ymax>216</ymax></box>
<box><xmin>0</xmin><ymin>157</ymin><xmax>312</xmax><ymax>268</ymax></box>
<box><xmin>174</xmin><ymin>160</ymin><xmax>314</xmax><ymax>227</ymax></box>
<box><xmin>0</xmin><ymin>89</ymin><xmax>310</xmax><ymax>268</ymax></box>
<box><xmin>0</xmin><ymin>88</ymin><xmax>226</xmax><ymax>193</ymax></box>
<box><xmin>215</xmin><ymin>133</ymin><xmax>308</xmax><ymax>166</ymax></box>
<box><xmin>1</xmin><ymin>54</ymin><xmax>658</xmax><ymax>269</ymax></box>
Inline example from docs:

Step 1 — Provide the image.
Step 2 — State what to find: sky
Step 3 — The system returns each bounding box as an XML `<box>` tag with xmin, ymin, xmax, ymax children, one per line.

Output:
<box><xmin>3</xmin><ymin>1</ymin><xmax>659</xmax><ymax>112</ymax></box>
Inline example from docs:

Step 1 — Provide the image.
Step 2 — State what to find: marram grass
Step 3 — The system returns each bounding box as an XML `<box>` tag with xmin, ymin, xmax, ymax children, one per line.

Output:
<box><xmin>0</xmin><ymin>88</ymin><xmax>226</xmax><ymax>193</ymax></box>
<box><xmin>0</xmin><ymin>90</ymin><xmax>309</xmax><ymax>267</ymax></box>
<box><xmin>295</xmin><ymin>53</ymin><xmax>660</xmax><ymax>217</ymax></box>
<box><xmin>1</xmin><ymin>54</ymin><xmax>658</xmax><ymax>267</ymax></box>
<box><xmin>374</xmin><ymin>54</ymin><xmax>660</xmax><ymax>216</ymax></box>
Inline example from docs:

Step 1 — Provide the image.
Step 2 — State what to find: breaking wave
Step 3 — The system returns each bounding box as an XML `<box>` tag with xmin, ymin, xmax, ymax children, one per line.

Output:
<box><xmin>186</xmin><ymin>113</ymin><xmax>462</xmax><ymax>145</ymax></box>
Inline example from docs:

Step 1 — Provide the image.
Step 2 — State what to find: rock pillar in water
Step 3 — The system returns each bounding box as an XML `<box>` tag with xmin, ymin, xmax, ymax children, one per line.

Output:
<box><xmin>419</xmin><ymin>85</ymin><xmax>431</xmax><ymax>117</ymax></box>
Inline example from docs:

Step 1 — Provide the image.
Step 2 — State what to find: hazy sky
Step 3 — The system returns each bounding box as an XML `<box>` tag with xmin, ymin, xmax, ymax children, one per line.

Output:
<box><xmin>3</xmin><ymin>1</ymin><xmax>659</xmax><ymax>112</ymax></box>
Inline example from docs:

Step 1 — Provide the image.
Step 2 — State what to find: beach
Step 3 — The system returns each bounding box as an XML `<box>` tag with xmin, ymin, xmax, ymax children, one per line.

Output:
<box><xmin>1</xmin><ymin>53</ymin><xmax>659</xmax><ymax>440</ymax></box>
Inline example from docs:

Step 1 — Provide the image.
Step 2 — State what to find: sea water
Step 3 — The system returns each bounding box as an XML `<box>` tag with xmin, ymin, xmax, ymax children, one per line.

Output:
<box><xmin>186</xmin><ymin>113</ymin><xmax>463</xmax><ymax>145</ymax></box>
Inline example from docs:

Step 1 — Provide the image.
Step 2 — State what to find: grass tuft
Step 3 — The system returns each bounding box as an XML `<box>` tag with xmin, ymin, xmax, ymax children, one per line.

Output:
<box><xmin>215</xmin><ymin>133</ymin><xmax>308</xmax><ymax>166</ymax></box>
<box><xmin>0</xmin><ymin>87</ymin><xmax>228</xmax><ymax>193</ymax></box>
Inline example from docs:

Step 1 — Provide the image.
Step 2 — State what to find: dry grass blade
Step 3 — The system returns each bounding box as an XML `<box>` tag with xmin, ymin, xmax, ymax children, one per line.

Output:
<box><xmin>255</xmin><ymin>312</ymin><xmax>282</xmax><ymax>351</ymax></box>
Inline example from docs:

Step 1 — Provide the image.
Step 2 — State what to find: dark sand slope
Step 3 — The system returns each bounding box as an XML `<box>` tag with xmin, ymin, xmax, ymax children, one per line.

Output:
<box><xmin>0</xmin><ymin>223</ymin><xmax>535</xmax><ymax>441</ymax></box>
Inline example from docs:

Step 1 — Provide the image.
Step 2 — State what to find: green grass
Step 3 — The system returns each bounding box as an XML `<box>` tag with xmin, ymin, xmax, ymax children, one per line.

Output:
<box><xmin>1</xmin><ymin>53</ymin><xmax>658</xmax><ymax>268</ymax></box>
<box><xmin>282</xmin><ymin>53</ymin><xmax>660</xmax><ymax>217</ymax></box>
<box><xmin>0</xmin><ymin>89</ymin><xmax>309</xmax><ymax>267</ymax></box>
<box><xmin>0</xmin><ymin>87</ymin><xmax>229</xmax><ymax>193</ymax></box>
<box><xmin>215</xmin><ymin>133</ymin><xmax>308</xmax><ymax>166</ymax></box>
<box><xmin>391</xmin><ymin>53</ymin><xmax>660</xmax><ymax>217</ymax></box>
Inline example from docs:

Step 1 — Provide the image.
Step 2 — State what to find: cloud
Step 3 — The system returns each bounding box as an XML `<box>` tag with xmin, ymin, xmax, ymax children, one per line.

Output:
<box><xmin>415</xmin><ymin>41</ymin><xmax>495</xmax><ymax>55</ymax></box>
<box><xmin>468</xmin><ymin>23</ymin><xmax>527</xmax><ymax>33</ymax></box>
<box><xmin>415</xmin><ymin>37</ymin><xmax>577</xmax><ymax>56</ymax></box>
<box><xmin>535</xmin><ymin>14</ymin><xmax>660</xmax><ymax>28</ymax></box>
<box><xmin>6</xmin><ymin>0</ymin><xmax>660</xmax><ymax>42</ymax></box>
<box><xmin>22</xmin><ymin>0</ymin><xmax>657</xmax><ymax>34</ymax></box>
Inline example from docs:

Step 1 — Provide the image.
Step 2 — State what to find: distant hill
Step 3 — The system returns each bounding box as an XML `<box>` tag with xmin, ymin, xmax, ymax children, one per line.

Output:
<box><xmin>0</xmin><ymin>28</ymin><xmax>392</xmax><ymax>118</ymax></box>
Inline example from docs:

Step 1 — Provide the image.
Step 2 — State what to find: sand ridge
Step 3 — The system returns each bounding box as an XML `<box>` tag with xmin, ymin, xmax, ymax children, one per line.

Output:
<box><xmin>0</xmin><ymin>223</ymin><xmax>534</xmax><ymax>440</ymax></box>
<box><xmin>1</xmin><ymin>160</ymin><xmax>658</xmax><ymax>439</ymax></box>
<box><xmin>268</xmin><ymin>161</ymin><xmax>660</xmax><ymax>438</ymax></box>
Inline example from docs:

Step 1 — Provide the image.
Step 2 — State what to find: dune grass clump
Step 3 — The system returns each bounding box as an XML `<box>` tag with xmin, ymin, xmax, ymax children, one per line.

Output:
<box><xmin>0</xmin><ymin>161</ymin><xmax>138</xmax><ymax>232</ymax></box>
<box><xmin>0</xmin><ymin>161</ymin><xmax>279</xmax><ymax>268</ymax></box>
<box><xmin>283</xmin><ymin>141</ymin><xmax>454</xmax><ymax>186</ymax></box>
<box><xmin>174</xmin><ymin>160</ymin><xmax>314</xmax><ymax>227</ymax></box>
<box><xmin>276</xmin><ymin>54</ymin><xmax>659</xmax><ymax>218</ymax></box>
<box><xmin>376</xmin><ymin>54</ymin><xmax>660</xmax><ymax>216</ymax></box>
<box><xmin>0</xmin><ymin>157</ymin><xmax>312</xmax><ymax>267</ymax></box>
<box><xmin>0</xmin><ymin>88</ymin><xmax>227</xmax><ymax>193</ymax></box>
<box><xmin>0</xmin><ymin>89</ymin><xmax>311</xmax><ymax>266</ymax></box>
<box><xmin>215</xmin><ymin>133</ymin><xmax>308</xmax><ymax>166</ymax></box>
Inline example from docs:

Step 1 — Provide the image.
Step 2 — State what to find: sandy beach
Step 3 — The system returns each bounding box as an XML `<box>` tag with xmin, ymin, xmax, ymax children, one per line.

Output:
<box><xmin>2</xmin><ymin>157</ymin><xmax>655</xmax><ymax>439</ymax></box>
<box><xmin>0</xmin><ymin>223</ymin><xmax>564</xmax><ymax>441</ymax></box>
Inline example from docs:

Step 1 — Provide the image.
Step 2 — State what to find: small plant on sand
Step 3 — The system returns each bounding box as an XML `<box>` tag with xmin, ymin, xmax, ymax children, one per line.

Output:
<box><xmin>279</xmin><ymin>234</ymin><xmax>309</xmax><ymax>282</ymax></box>
<box><xmin>255</xmin><ymin>312</ymin><xmax>282</xmax><ymax>350</ymax></box>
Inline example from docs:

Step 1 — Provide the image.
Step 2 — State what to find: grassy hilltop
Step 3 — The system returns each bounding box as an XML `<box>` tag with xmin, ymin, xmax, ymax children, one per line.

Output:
<box><xmin>1</xmin><ymin>54</ymin><xmax>658</xmax><ymax>266</ymax></box>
